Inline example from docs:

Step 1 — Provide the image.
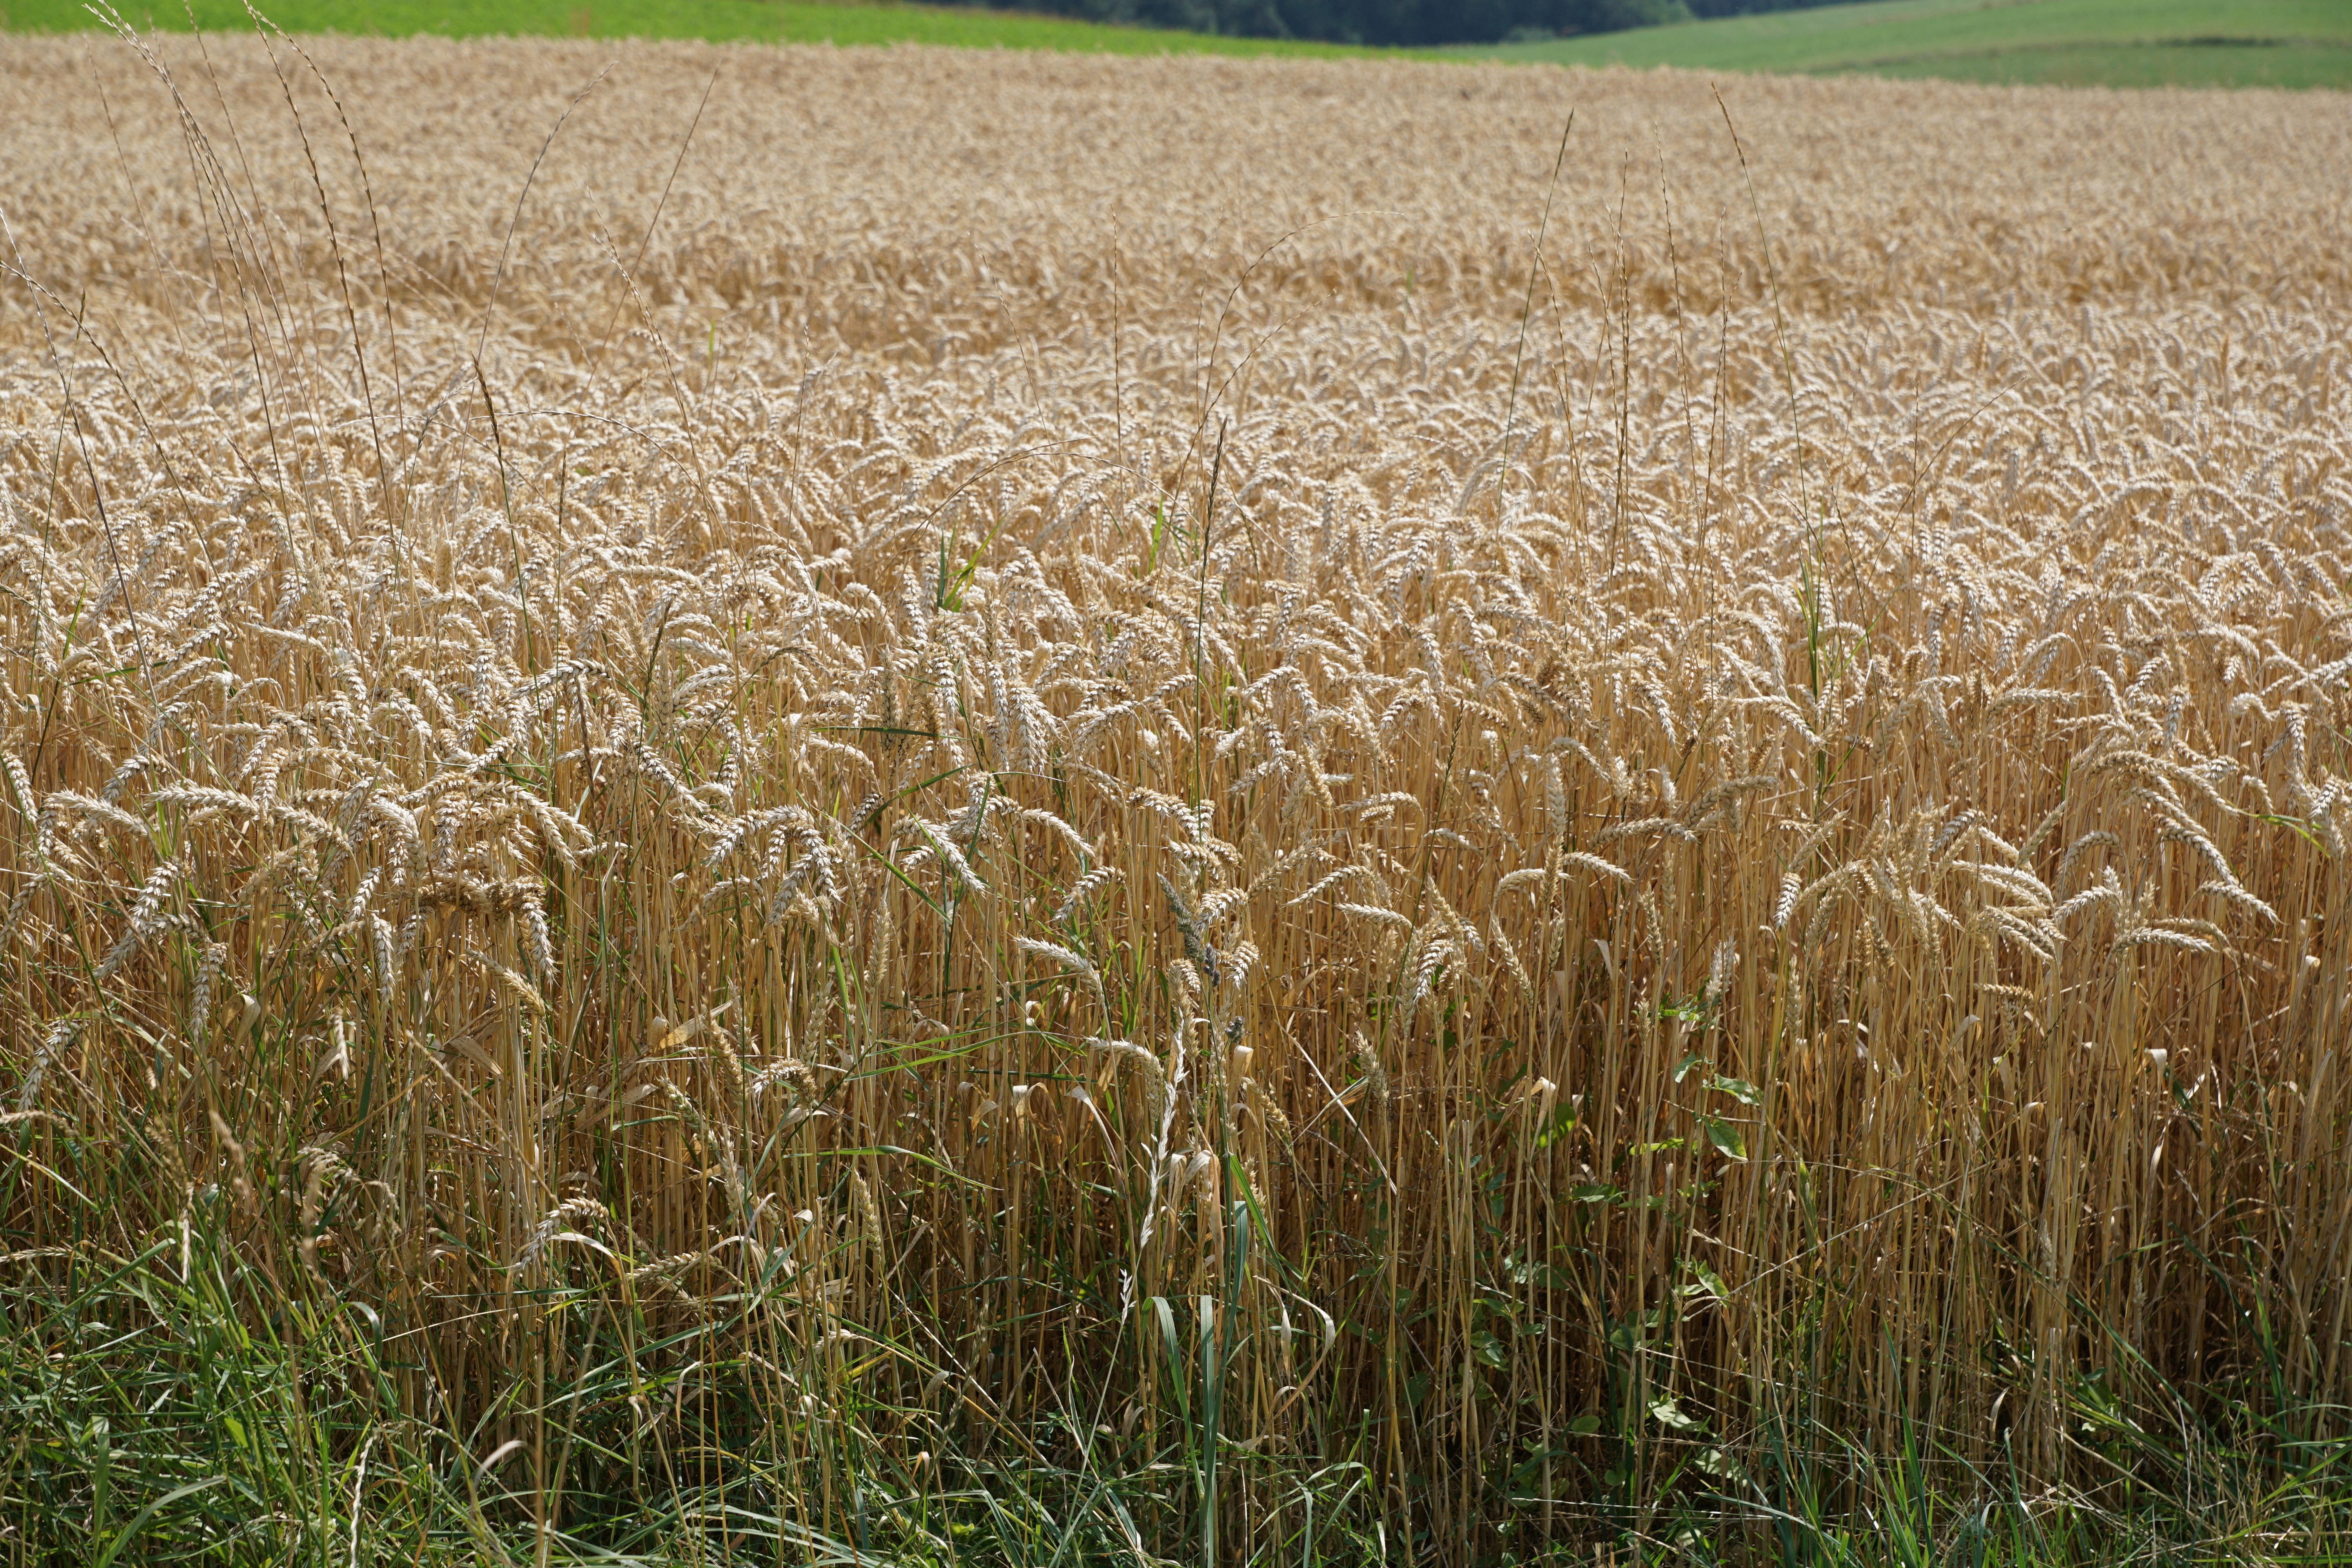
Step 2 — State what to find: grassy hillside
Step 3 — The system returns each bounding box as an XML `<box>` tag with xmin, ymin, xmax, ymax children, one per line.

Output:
<box><xmin>1468</xmin><ymin>0</ymin><xmax>2352</xmax><ymax>89</ymax></box>
<box><xmin>0</xmin><ymin>0</ymin><xmax>1376</xmax><ymax>53</ymax></box>
<box><xmin>10</xmin><ymin>0</ymin><xmax>2348</xmax><ymax>86</ymax></box>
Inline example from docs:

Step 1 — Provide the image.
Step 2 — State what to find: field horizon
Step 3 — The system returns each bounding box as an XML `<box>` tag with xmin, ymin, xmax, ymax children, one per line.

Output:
<box><xmin>0</xmin><ymin>0</ymin><xmax>1388</xmax><ymax>56</ymax></box>
<box><xmin>5</xmin><ymin>30</ymin><xmax>2352</xmax><ymax>1567</ymax></box>
<box><xmin>8</xmin><ymin>0</ymin><xmax>2352</xmax><ymax>90</ymax></box>
<box><xmin>1466</xmin><ymin>0</ymin><xmax>2352</xmax><ymax>90</ymax></box>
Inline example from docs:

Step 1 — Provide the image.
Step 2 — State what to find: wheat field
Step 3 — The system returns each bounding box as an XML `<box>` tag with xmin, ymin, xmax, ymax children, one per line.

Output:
<box><xmin>3</xmin><ymin>31</ymin><xmax>2351</xmax><ymax>1564</ymax></box>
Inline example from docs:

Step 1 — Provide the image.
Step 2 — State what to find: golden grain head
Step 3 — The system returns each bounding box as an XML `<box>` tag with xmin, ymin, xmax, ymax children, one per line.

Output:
<box><xmin>2</xmin><ymin>29</ymin><xmax>2350</xmax><ymax>1528</ymax></box>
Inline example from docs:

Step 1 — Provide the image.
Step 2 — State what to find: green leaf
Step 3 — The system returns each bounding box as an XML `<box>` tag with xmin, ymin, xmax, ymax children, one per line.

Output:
<box><xmin>1680</xmin><ymin>1257</ymin><xmax>1730</xmax><ymax>1303</ymax></box>
<box><xmin>1567</xmin><ymin>1413</ymin><xmax>1603</xmax><ymax>1436</ymax></box>
<box><xmin>1671</xmin><ymin>1052</ymin><xmax>1707</xmax><ymax>1084</ymax></box>
<box><xmin>1471</xmin><ymin>1329</ymin><xmax>1508</xmax><ymax>1368</ymax></box>
<box><xmin>1533</xmin><ymin>1101</ymin><xmax>1579</xmax><ymax>1150</ymax></box>
<box><xmin>1505</xmin><ymin>1253</ymin><xmax>1573</xmax><ymax>1291</ymax></box>
<box><xmin>1649</xmin><ymin>1396</ymin><xmax>1701</xmax><ymax>1431</ymax></box>
<box><xmin>1699</xmin><ymin>1446</ymin><xmax>1750</xmax><ymax>1484</ymax></box>
<box><xmin>1570</xmin><ymin>1183</ymin><xmax>1624</xmax><ymax>1204</ymax></box>
<box><xmin>1152</xmin><ymin>1296</ymin><xmax>1189</xmax><ymax>1419</ymax></box>
<box><xmin>1709</xmin><ymin>1074</ymin><xmax>1761</xmax><ymax>1105</ymax></box>
<box><xmin>1225</xmin><ymin>1155</ymin><xmax>1298</xmax><ymax>1285</ymax></box>
<box><xmin>96</xmin><ymin>1477</ymin><xmax>225</xmax><ymax>1568</ymax></box>
<box><xmin>1703</xmin><ymin>1116</ymin><xmax>1748</xmax><ymax>1162</ymax></box>
<box><xmin>2256</xmin><ymin>812</ymin><xmax>2323</xmax><ymax>849</ymax></box>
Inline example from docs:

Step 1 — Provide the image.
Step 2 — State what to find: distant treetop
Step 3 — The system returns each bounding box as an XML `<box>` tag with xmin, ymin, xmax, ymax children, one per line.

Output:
<box><xmin>935</xmin><ymin>0</ymin><xmax>1839</xmax><ymax>47</ymax></box>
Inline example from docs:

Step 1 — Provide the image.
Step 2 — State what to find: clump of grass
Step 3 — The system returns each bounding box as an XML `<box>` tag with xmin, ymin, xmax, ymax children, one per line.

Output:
<box><xmin>2</xmin><ymin>23</ymin><xmax>2352</xmax><ymax>1566</ymax></box>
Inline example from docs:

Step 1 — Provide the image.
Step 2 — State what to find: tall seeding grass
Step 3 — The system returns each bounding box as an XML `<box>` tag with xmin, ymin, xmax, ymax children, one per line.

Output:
<box><xmin>3</xmin><ymin>29</ymin><xmax>2352</xmax><ymax>1564</ymax></box>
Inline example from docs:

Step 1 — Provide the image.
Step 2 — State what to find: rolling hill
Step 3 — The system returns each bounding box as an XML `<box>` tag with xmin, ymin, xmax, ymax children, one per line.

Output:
<box><xmin>1464</xmin><ymin>0</ymin><xmax>2352</xmax><ymax>89</ymax></box>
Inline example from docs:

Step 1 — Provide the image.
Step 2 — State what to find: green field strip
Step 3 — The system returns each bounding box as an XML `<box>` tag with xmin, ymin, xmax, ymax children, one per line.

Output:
<box><xmin>0</xmin><ymin>0</ymin><xmax>1385</xmax><ymax>54</ymax></box>
<box><xmin>1463</xmin><ymin>0</ymin><xmax>2352</xmax><ymax>89</ymax></box>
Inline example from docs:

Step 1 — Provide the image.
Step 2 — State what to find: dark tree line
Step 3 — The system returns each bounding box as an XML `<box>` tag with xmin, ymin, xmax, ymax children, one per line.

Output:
<box><xmin>939</xmin><ymin>0</ymin><xmax>1841</xmax><ymax>47</ymax></box>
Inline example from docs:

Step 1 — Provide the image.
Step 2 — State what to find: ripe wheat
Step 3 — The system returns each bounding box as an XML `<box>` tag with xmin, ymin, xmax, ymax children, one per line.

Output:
<box><xmin>3</xmin><ymin>29</ymin><xmax>2350</xmax><ymax>1555</ymax></box>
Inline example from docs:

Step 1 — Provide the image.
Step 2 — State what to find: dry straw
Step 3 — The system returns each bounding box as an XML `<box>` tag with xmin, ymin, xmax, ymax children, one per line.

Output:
<box><xmin>2</xmin><ymin>27</ymin><xmax>2350</xmax><ymax>1556</ymax></box>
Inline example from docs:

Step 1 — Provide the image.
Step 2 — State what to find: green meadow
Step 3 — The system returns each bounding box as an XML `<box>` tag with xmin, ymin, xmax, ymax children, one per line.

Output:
<box><xmin>7</xmin><ymin>0</ymin><xmax>2350</xmax><ymax>89</ymax></box>
<box><xmin>1463</xmin><ymin>0</ymin><xmax>2352</xmax><ymax>89</ymax></box>
<box><xmin>0</xmin><ymin>0</ymin><xmax>1376</xmax><ymax>54</ymax></box>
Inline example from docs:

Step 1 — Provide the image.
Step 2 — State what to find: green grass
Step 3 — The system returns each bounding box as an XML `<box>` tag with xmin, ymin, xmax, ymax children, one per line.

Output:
<box><xmin>1462</xmin><ymin>0</ymin><xmax>2352</xmax><ymax>89</ymax></box>
<box><xmin>10</xmin><ymin>0</ymin><xmax>2345</xmax><ymax>87</ymax></box>
<box><xmin>0</xmin><ymin>0</ymin><xmax>1383</xmax><ymax>54</ymax></box>
<box><xmin>11</xmin><ymin>1215</ymin><xmax>2352</xmax><ymax>1565</ymax></box>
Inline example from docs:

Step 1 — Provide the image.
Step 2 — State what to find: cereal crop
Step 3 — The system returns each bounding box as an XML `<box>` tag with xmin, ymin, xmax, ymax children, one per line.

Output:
<box><xmin>2</xmin><ymin>33</ymin><xmax>2350</xmax><ymax>1563</ymax></box>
